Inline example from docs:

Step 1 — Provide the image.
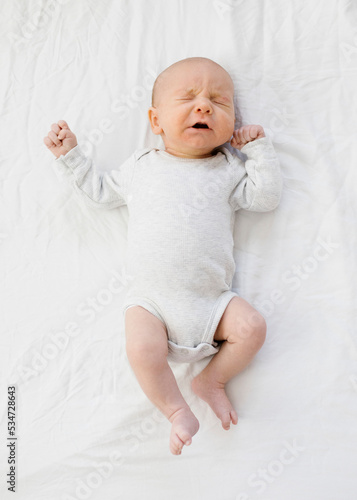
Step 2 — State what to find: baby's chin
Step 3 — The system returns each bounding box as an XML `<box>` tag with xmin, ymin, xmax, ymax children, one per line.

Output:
<box><xmin>162</xmin><ymin>130</ymin><xmax>233</xmax><ymax>157</ymax></box>
<box><xmin>178</xmin><ymin>136</ymin><xmax>227</xmax><ymax>155</ymax></box>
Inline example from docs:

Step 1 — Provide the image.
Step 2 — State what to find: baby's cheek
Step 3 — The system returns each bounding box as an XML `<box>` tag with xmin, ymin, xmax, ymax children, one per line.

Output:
<box><xmin>223</xmin><ymin>122</ymin><xmax>235</xmax><ymax>141</ymax></box>
<box><xmin>222</xmin><ymin>114</ymin><xmax>235</xmax><ymax>133</ymax></box>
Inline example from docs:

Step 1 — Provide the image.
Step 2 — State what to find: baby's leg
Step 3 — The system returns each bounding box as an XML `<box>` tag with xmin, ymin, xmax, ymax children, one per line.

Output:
<box><xmin>192</xmin><ymin>297</ymin><xmax>266</xmax><ymax>430</ymax></box>
<box><xmin>125</xmin><ymin>306</ymin><xmax>199</xmax><ymax>455</ymax></box>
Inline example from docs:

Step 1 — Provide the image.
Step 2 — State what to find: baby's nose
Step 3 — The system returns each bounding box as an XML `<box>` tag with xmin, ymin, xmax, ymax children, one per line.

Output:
<box><xmin>194</xmin><ymin>99</ymin><xmax>212</xmax><ymax>114</ymax></box>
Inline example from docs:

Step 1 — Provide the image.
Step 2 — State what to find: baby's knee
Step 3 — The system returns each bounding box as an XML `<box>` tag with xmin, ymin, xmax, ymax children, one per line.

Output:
<box><xmin>235</xmin><ymin>311</ymin><xmax>267</xmax><ymax>350</ymax></box>
<box><xmin>250</xmin><ymin>313</ymin><xmax>267</xmax><ymax>348</ymax></box>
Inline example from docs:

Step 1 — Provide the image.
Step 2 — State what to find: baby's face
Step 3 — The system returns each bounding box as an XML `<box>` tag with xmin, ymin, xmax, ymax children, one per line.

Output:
<box><xmin>148</xmin><ymin>60</ymin><xmax>235</xmax><ymax>158</ymax></box>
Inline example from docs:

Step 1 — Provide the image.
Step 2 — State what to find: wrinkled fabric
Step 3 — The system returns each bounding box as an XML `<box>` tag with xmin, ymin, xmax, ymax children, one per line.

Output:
<box><xmin>1</xmin><ymin>1</ymin><xmax>356</xmax><ymax>499</ymax></box>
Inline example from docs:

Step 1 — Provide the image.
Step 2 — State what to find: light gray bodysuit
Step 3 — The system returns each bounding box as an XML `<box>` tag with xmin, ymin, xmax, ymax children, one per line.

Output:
<box><xmin>55</xmin><ymin>137</ymin><xmax>282</xmax><ymax>363</ymax></box>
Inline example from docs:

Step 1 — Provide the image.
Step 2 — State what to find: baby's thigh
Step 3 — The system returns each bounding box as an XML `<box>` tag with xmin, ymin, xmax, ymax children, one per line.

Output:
<box><xmin>214</xmin><ymin>297</ymin><xmax>266</xmax><ymax>344</ymax></box>
<box><xmin>125</xmin><ymin>306</ymin><xmax>168</xmax><ymax>356</ymax></box>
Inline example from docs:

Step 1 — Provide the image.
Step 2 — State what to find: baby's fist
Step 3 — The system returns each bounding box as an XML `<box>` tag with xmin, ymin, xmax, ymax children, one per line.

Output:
<box><xmin>43</xmin><ymin>120</ymin><xmax>77</xmax><ymax>158</ymax></box>
<box><xmin>230</xmin><ymin>125</ymin><xmax>265</xmax><ymax>150</ymax></box>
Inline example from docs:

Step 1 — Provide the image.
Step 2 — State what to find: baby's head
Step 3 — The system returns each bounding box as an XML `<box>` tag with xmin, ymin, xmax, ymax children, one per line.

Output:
<box><xmin>148</xmin><ymin>57</ymin><xmax>236</xmax><ymax>159</ymax></box>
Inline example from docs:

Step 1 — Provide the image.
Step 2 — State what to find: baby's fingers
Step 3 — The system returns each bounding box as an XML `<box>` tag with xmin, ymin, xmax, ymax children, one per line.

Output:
<box><xmin>43</xmin><ymin>136</ymin><xmax>56</xmax><ymax>149</ymax></box>
<box><xmin>241</xmin><ymin>127</ymin><xmax>252</xmax><ymax>143</ymax></box>
<box><xmin>57</xmin><ymin>120</ymin><xmax>74</xmax><ymax>141</ymax></box>
<box><xmin>230</xmin><ymin>130</ymin><xmax>241</xmax><ymax>147</ymax></box>
<box><xmin>247</xmin><ymin>125</ymin><xmax>265</xmax><ymax>141</ymax></box>
<box><xmin>57</xmin><ymin>120</ymin><xmax>70</xmax><ymax>139</ymax></box>
<box><xmin>49</xmin><ymin>122</ymin><xmax>60</xmax><ymax>135</ymax></box>
<box><xmin>48</xmin><ymin>129</ymin><xmax>62</xmax><ymax>146</ymax></box>
<box><xmin>58</xmin><ymin>128</ymin><xmax>70</xmax><ymax>141</ymax></box>
<box><xmin>58</xmin><ymin>119</ymin><xmax>69</xmax><ymax>129</ymax></box>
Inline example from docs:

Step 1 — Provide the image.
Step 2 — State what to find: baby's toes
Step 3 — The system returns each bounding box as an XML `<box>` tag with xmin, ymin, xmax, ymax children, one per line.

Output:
<box><xmin>178</xmin><ymin>428</ymin><xmax>193</xmax><ymax>447</ymax></box>
<box><xmin>221</xmin><ymin>412</ymin><xmax>232</xmax><ymax>430</ymax></box>
<box><xmin>170</xmin><ymin>439</ymin><xmax>182</xmax><ymax>455</ymax></box>
<box><xmin>170</xmin><ymin>432</ymin><xmax>185</xmax><ymax>455</ymax></box>
<box><xmin>231</xmin><ymin>410</ymin><xmax>238</xmax><ymax>426</ymax></box>
<box><xmin>170</xmin><ymin>427</ymin><xmax>193</xmax><ymax>455</ymax></box>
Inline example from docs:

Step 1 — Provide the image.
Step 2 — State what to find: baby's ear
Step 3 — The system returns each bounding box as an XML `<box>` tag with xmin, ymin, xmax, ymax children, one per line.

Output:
<box><xmin>148</xmin><ymin>107</ymin><xmax>163</xmax><ymax>135</ymax></box>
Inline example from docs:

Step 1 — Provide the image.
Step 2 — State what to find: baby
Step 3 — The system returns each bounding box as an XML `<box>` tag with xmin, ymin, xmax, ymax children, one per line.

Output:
<box><xmin>44</xmin><ymin>57</ymin><xmax>282</xmax><ymax>455</ymax></box>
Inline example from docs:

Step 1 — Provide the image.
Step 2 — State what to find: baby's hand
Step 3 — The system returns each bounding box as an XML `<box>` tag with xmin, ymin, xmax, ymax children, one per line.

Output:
<box><xmin>230</xmin><ymin>125</ymin><xmax>265</xmax><ymax>150</ymax></box>
<box><xmin>43</xmin><ymin>120</ymin><xmax>78</xmax><ymax>158</ymax></box>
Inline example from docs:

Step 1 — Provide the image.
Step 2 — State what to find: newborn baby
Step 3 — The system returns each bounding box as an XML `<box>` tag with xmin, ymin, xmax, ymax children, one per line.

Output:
<box><xmin>44</xmin><ymin>57</ymin><xmax>283</xmax><ymax>455</ymax></box>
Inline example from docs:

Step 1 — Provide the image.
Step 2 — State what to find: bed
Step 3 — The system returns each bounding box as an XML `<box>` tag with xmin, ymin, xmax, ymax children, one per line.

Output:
<box><xmin>1</xmin><ymin>0</ymin><xmax>357</xmax><ymax>498</ymax></box>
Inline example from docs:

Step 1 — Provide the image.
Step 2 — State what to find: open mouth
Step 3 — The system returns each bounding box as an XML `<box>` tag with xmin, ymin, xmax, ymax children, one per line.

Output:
<box><xmin>192</xmin><ymin>122</ymin><xmax>210</xmax><ymax>129</ymax></box>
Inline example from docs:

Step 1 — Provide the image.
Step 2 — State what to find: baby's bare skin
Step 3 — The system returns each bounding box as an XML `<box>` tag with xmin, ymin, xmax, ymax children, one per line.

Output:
<box><xmin>125</xmin><ymin>296</ymin><xmax>266</xmax><ymax>455</ymax></box>
<box><xmin>125</xmin><ymin>305</ymin><xmax>200</xmax><ymax>455</ymax></box>
<box><xmin>44</xmin><ymin>57</ymin><xmax>268</xmax><ymax>455</ymax></box>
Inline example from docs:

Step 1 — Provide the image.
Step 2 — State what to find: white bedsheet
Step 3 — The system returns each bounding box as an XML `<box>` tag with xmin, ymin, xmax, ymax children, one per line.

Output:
<box><xmin>1</xmin><ymin>1</ymin><xmax>357</xmax><ymax>499</ymax></box>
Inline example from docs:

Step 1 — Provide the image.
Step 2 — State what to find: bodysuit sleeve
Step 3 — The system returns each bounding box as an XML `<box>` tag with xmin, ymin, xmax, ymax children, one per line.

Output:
<box><xmin>53</xmin><ymin>145</ymin><xmax>137</xmax><ymax>209</ymax></box>
<box><xmin>229</xmin><ymin>136</ymin><xmax>283</xmax><ymax>212</ymax></box>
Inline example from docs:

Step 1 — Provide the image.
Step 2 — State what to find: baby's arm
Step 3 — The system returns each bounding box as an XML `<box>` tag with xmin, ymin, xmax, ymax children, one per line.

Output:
<box><xmin>44</xmin><ymin>120</ymin><xmax>134</xmax><ymax>209</ymax></box>
<box><xmin>229</xmin><ymin>125</ymin><xmax>283</xmax><ymax>212</ymax></box>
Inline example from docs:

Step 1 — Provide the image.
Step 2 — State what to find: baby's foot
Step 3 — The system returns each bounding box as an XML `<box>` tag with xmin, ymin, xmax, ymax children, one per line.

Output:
<box><xmin>169</xmin><ymin>407</ymin><xmax>199</xmax><ymax>455</ymax></box>
<box><xmin>192</xmin><ymin>375</ymin><xmax>238</xmax><ymax>430</ymax></box>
